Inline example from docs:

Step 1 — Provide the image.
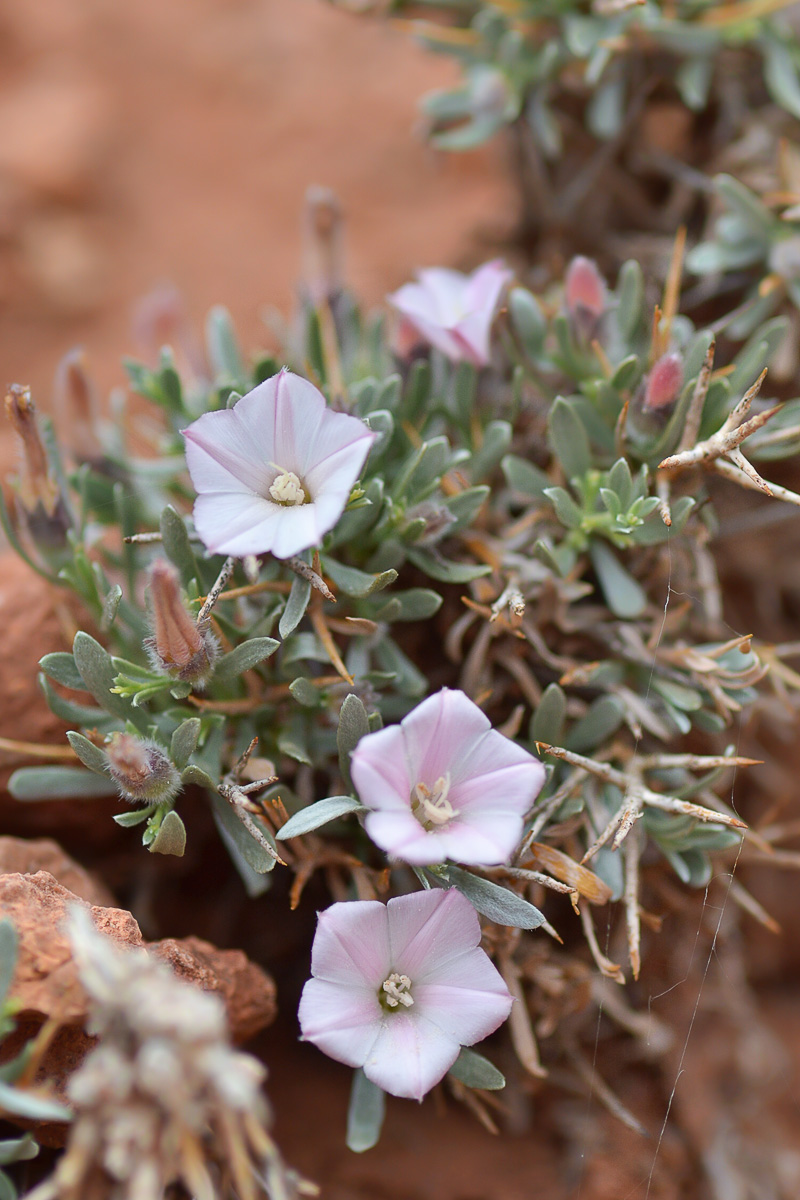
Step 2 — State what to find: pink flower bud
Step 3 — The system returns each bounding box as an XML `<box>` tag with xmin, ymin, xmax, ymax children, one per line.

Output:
<box><xmin>4</xmin><ymin>384</ymin><xmax>71</xmax><ymax>550</ymax></box>
<box><xmin>643</xmin><ymin>353</ymin><xmax>683</xmax><ymax>413</ymax></box>
<box><xmin>145</xmin><ymin>560</ymin><xmax>219</xmax><ymax>687</ymax></box>
<box><xmin>564</xmin><ymin>256</ymin><xmax>607</xmax><ymax>341</ymax></box>
<box><xmin>104</xmin><ymin>733</ymin><xmax>180</xmax><ymax>805</ymax></box>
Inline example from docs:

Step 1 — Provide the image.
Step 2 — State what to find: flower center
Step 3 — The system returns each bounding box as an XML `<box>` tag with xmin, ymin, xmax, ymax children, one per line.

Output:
<box><xmin>269</xmin><ymin>469</ymin><xmax>308</xmax><ymax>506</ymax></box>
<box><xmin>410</xmin><ymin>773</ymin><xmax>458</xmax><ymax>831</ymax></box>
<box><xmin>380</xmin><ymin>972</ymin><xmax>414</xmax><ymax>1010</ymax></box>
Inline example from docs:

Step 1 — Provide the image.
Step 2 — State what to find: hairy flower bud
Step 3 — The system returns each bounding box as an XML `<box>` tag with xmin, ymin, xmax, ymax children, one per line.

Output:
<box><xmin>144</xmin><ymin>559</ymin><xmax>219</xmax><ymax>686</ymax></box>
<box><xmin>564</xmin><ymin>256</ymin><xmax>607</xmax><ymax>342</ymax></box>
<box><xmin>53</xmin><ymin>348</ymin><xmax>104</xmax><ymax>463</ymax></box>
<box><xmin>104</xmin><ymin>733</ymin><xmax>180</xmax><ymax>805</ymax></box>
<box><xmin>642</xmin><ymin>352</ymin><xmax>684</xmax><ymax>414</ymax></box>
<box><xmin>4</xmin><ymin>384</ymin><xmax>71</xmax><ymax>550</ymax></box>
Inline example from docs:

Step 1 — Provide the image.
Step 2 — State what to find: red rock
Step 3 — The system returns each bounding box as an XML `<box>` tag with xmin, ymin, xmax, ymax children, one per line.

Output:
<box><xmin>0</xmin><ymin>836</ymin><xmax>114</xmax><ymax>907</ymax></box>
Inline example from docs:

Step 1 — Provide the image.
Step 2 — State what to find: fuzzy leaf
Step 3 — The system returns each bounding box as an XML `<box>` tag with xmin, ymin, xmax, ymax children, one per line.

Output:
<box><xmin>589</xmin><ymin>541</ymin><xmax>646</xmax><ymax>619</ymax></box>
<box><xmin>321</xmin><ymin>557</ymin><xmax>398</xmax><ymax>597</ymax></box>
<box><xmin>65</xmin><ymin>732</ymin><xmax>108</xmax><ymax>777</ymax></box>
<box><xmin>170</xmin><ymin>719</ymin><xmax>201</xmax><ymax>770</ymax></box>
<box><xmin>279</xmin><ymin>574</ymin><xmax>312</xmax><ymax>639</ymax></box>
<box><xmin>73</xmin><ymin>632</ymin><xmax>148</xmax><ymax>732</ymax></box>
<box><xmin>159</xmin><ymin>505</ymin><xmax>199</xmax><ymax>583</ymax></box>
<box><xmin>406</xmin><ymin>547</ymin><xmax>490</xmax><ymax>583</ymax></box>
<box><xmin>445</xmin><ymin>866</ymin><xmax>546</xmax><ymax>930</ymax></box>
<box><xmin>346</xmin><ymin>1069</ymin><xmax>385</xmax><ymax>1154</ymax></box>
<box><xmin>0</xmin><ymin>1134</ymin><xmax>39</xmax><ymax>1167</ymax></box>
<box><xmin>509</xmin><ymin>287</ymin><xmax>546</xmax><ymax>354</ymax></box>
<box><xmin>375</xmin><ymin>588</ymin><xmax>442</xmax><ymax>623</ymax></box>
<box><xmin>148</xmin><ymin>810</ymin><xmax>186</xmax><ymax>857</ymax></box>
<box><xmin>289</xmin><ymin>677</ymin><xmax>320</xmax><ymax>707</ymax></box>
<box><xmin>448</xmin><ymin>1047</ymin><xmax>506</xmax><ymax>1091</ymax></box>
<box><xmin>181</xmin><ymin>764</ymin><xmax>216</xmax><ymax>789</ymax></box>
<box><xmin>9</xmin><ymin>767</ymin><xmax>117</xmax><ymax>802</ymax></box>
<box><xmin>209</xmin><ymin>792</ymin><xmax>277</xmax><ymax>875</ymax></box>
<box><xmin>214</xmin><ymin>638</ymin><xmax>279</xmax><ymax>681</ymax></box>
<box><xmin>38</xmin><ymin>653</ymin><xmax>85</xmax><ymax>691</ymax></box>
<box><xmin>566</xmin><ymin>696</ymin><xmax>625</xmax><ymax>754</ymax></box>
<box><xmin>0</xmin><ymin>923</ymin><xmax>17</xmax><ymax>1008</ymax></box>
<box><xmin>337</xmin><ymin>694</ymin><xmax>370</xmax><ymax>789</ymax></box>
<box><xmin>205</xmin><ymin>305</ymin><xmax>245</xmax><ymax>381</ymax></box>
<box><xmin>531</xmin><ymin>683</ymin><xmax>567</xmax><ymax>745</ymax></box>
<box><xmin>276</xmin><ymin>795</ymin><xmax>365</xmax><ymax>839</ymax></box>
<box><xmin>501</xmin><ymin>454</ymin><xmax>550</xmax><ymax>498</ymax></box>
<box><xmin>543</xmin><ymin>486</ymin><xmax>582</xmax><ymax>530</ymax></box>
<box><xmin>0</xmin><ymin>1082</ymin><xmax>71</xmax><ymax>1123</ymax></box>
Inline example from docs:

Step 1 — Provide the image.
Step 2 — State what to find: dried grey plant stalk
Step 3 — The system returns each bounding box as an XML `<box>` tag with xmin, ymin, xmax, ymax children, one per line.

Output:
<box><xmin>28</xmin><ymin>907</ymin><xmax>315</xmax><ymax>1200</ymax></box>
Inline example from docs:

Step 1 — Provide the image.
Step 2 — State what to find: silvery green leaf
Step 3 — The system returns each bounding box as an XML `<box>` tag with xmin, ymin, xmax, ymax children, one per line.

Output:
<box><xmin>502</xmin><ymin>454</ymin><xmax>550</xmax><ymax>498</ymax></box>
<box><xmin>0</xmin><ymin>1081</ymin><xmax>71</xmax><ymax>1123</ymax></box>
<box><xmin>676</xmin><ymin>56</ymin><xmax>712</xmax><ymax>110</ymax></box>
<box><xmin>148</xmin><ymin>810</ymin><xmax>186</xmax><ymax>857</ymax></box>
<box><xmin>599</xmin><ymin>488</ymin><xmax>621</xmax><ymax>519</ymax></box>
<box><xmin>0</xmin><ymin>1134</ymin><xmax>38</xmax><ymax>1167</ymax></box>
<box><xmin>533</xmin><ymin>537</ymin><xmax>577</xmax><ymax>577</ymax></box>
<box><xmin>610</xmin><ymin>356</ymin><xmax>639</xmax><ymax>393</ymax></box>
<box><xmin>469</xmin><ymin>420</ymin><xmax>512</xmax><ymax>481</ymax></box>
<box><xmin>276</xmin><ymin>795</ymin><xmax>365</xmax><ymax>840</ymax></box>
<box><xmin>652</xmin><ymin>677</ymin><xmax>702</xmax><ymax>711</ymax></box>
<box><xmin>728</xmin><ymin>317</ymin><xmax>788</xmax><ymax>393</ymax></box>
<box><xmin>763</xmin><ymin>35</ymin><xmax>800</xmax><ymax>121</ymax></box>
<box><xmin>531</xmin><ymin>683</ymin><xmax>567</xmax><ymax>745</ymax></box>
<box><xmin>321</xmin><ymin>557</ymin><xmax>397</xmax><ymax>597</ymax></box>
<box><xmin>543</xmin><ymin>487</ymin><xmax>582</xmax><ymax>530</ymax></box>
<box><xmin>346</xmin><ymin>1069</ymin><xmax>385</xmax><ymax>1154</ymax></box>
<box><xmin>631</xmin><ymin>495</ymin><xmax>694</xmax><ymax>544</ymax></box>
<box><xmin>509</xmin><ymin>286</ymin><xmax>546</xmax><ymax>355</ymax></box>
<box><xmin>66</xmin><ymin>732</ymin><xmax>108</xmax><ymax>777</ymax></box>
<box><xmin>289</xmin><ymin>677</ymin><xmax>320</xmax><ymax>707</ymax></box>
<box><xmin>338</xmin><ymin>694</ymin><xmax>370</xmax><ymax>788</ymax></box>
<box><xmin>73</xmin><ymin>632</ymin><xmax>148</xmax><ymax>732</ymax></box>
<box><xmin>375</xmin><ymin>637</ymin><xmax>427</xmax><ymax>696</ymax></box>
<box><xmin>0</xmin><ymin>922</ymin><xmax>17</xmax><ymax>1008</ymax></box>
<box><xmin>566</xmin><ymin>696</ymin><xmax>624</xmax><ymax>754</ymax></box>
<box><xmin>445</xmin><ymin>866</ymin><xmax>546</xmax><ymax>930</ymax></box>
<box><xmin>205</xmin><ymin>305</ymin><xmax>245</xmax><ymax>381</ymax></box>
<box><xmin>405</xmin><ymin>547</ymin><xmax>491</xmax><ymax>583</ymax></box>
<box><xmin>375</xmin><ymin>588</ymin><xmax>442</xmax><ymax>623</ymax></box>
<box><xmin>277</xmin><ymin>729</ymin><xmax>311</xmax><ymax>765</ymax></box>
<box><xmin>170</xmin><ymin>719</ymin><xmax>201</xmax><ymax>770</ymax></box>
<box><xmin>448</xmin><ymin>1047</ymin><xmax>505</xmax><ymax>1091</ymax></box>
<box><xmin>446</xmin><ymin>486</ymin><xmax>489</xmax><ymax>529</ymax></box>
<box><xmin>281</xmin><ymin>633</ymin><xmax>325</xmax><ymax>666</ymax></box>
<box><xmin>587</xmin><ymin>73</ymin><xmax>624</xmax><ymax>139</ymax></box>
<box><xmin>210</xmin><ymin>792</ymin><xmax>277</xmax><ymax>875</ymax></box>
<box><xmin>615</xmin><ymin>260</ymin><xmax>644</xmax><ymax>341</ymax></box>
<box><xmin>181</xmin><ymin>764</ymin><xmax>216</xmax><ymax>789</ymax></box>
<box><xmin>39</xmin><ymin>652</ymin><xmax>86</xmax><ymax>691</ymax></box>
<box><xmin>9</xmin><ymin>767</ymin><xmax>117</xmax><ymax>802</ymax></box>
<box><xmin>100</xmin><ymin>585</ymin><xmax>122</xmax><ymax>631</ymax></box>
<box><xmin>113</xmin><ymin>807</ymin><xmax>155</xmax><ymax>828</ymax></box>
<box><xmin>431</xmin><ymin>114</ymin><xmax>505</xmax><ymax>151</ymax></box>
<box><xmin>363</xmin><ymin>409</ymin><xmax>394</xmax><ymax>455</ymax></box>
<box><xmin>160</xmin><ymin>505</ymin><xmax>199</xmax><ymax>584</ymax></box>
<box><xmin>39</xmin><ymin>676</ymin><xmax>109</xmax><ymax>727</ymax></box>
<box><xmin>214</xmin><ymin>638</ymin><xmax>279</xmax><ymax>681</ymax></box>
<box><xmin>279</xmin><ymin>574</ymin><xmax>311</xmax><ymax>639</ymax></box>
<box><xmin>591</xmin><ymin>848</ymin><xmax>624</xmax><ymax>902</ymax></box>
<box><xmin>607</xmin><ymin>458</ymin><xmax>634</xmax><ymax>510</ymax></box>
<box><xmin>549</xmin><ymin>398</ymin><xmax>591</xmax><ymax>480</ymax></box>
<box><xmin>589</xmin><ymin>542</ymin><xmax>646</xmax><ymax>619</ymax></box>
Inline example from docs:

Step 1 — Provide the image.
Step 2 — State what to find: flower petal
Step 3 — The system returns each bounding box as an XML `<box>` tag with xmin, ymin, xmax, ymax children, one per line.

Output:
<box><xmin>364</xmin><ymin>811</ymin><xmax>445</xmax><ymax>863</ymax></box>
<box><xmin>401</xmin><ymin>688</ymin><xmax>491</xmax><ymax>790</ymax></box>
<box><xmin>268</xmin><ymin>504</ymin><xmax>323</xmax><ymax>560</ymax></box>
<box><xmin>304</xmin><ymin>434</ymin><xmax>374</xmax><ymax>500</ymax></box>
<box><xmin>435</xmin><ymin>813</ymin><xmax>525</xmax><ymax>866</ymax></box>
<box><xmin>192</xmin><ymin>493</ymin><xmax>282</xmax><ymax>556</ymax></box>
<box><xmin>452</xmin><ymin>759</ymin><xmax>545</xmax><ymax>818</ymax></box>
<box><xmin>310</xmin><ymin>900</ymin><xmax>391</xmax><ymax>988</ymax></box>
<box><xmin>362</xmin><ymin>1010</ymin><xmax>460</xmax><ymax>1101</ymax></box>
<box><xmin>387</xmin><ymin>888</ymin><xmax>481</xmax><ymax>978</ymax></box>
<box><xmin>414</xmin><ymin>950</ymin><xmax>512</xmax><ymax>1044</ymax></box>
<box><xmin>298</xmin><ymin>977</ymin><xmax>382</xmax><ymax>1069</ymax></box>
<box><xmin>351</xmin><ymin>724</ymin><xmax>410</xmax><ymax>810</ymax></box>
<box><xmin>183</xmin><ymin>407</ymin><xmax>272</xmax><ymax>497</ymax></box>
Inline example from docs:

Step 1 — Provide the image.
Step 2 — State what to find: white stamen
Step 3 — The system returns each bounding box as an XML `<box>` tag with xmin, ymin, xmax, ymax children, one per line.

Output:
<box><xmin>269</xmin><ymin>470</ymin><xmax>307</xmax><ymax>506</ymax></box>
<box><xmin>382</xmin><ymin>973</ymin><xmax>414</xmax><ymax>1008</ymax></box>
<box><xmin>411</xmin><ymin>773</ymin><xmax>458</xmax><ymax>829</ymax></box>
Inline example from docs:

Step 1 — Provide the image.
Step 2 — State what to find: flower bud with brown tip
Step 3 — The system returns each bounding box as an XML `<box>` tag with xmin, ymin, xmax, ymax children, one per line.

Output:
<box><xmin>642</xmin><ymin>352</ymin><xmax>684</xmax><ymax>415</ymax></box>
<box><xmin>4</xmin><ymin>384</ymin><xmax>72</xmax><ymax>551</ymax></box>
<box><xmin>104</xmin><ymin>733</ymin><xmax>180</xmax><ymax>806</ymax></box>
<box><xmin>564</xmin><ymin>256</ymin><xmax>608</xmax><ymax>343</ymax></box>
<box><xmin>144</xmin><ymin>559</ymin><xmax>219</xmax><ymax>687</ymax></box>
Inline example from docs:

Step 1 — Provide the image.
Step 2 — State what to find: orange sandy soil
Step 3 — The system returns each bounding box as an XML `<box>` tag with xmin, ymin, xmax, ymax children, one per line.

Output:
<box><xmin>2</xmin><ymin>3</ymin><xmax>800</xmax><ymax>1199</ymax></box>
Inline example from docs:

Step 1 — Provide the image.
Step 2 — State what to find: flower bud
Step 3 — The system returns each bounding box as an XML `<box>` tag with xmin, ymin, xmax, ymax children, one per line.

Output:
<box><xmin>4</xmin><ymin>384</ymin><xmax>71</xmax><ymax>551</ymax></box>
<box><xmin>144</xmin><ymin>560</ymin><xmax>219</xmax><ymax>687</ymax></box>
<box><xmin>104</xmin><ymin>733</ymin><xmax>180</xmax><ymax>805</ymax></box>
<box><xmin>302</xmin><ymin>186</ymin><xmax>344</xmax><ymax>307</ymax></box>
<box><xmin>564</xmin><ymin>256</ymin><xmax>607</xmax><ymax>342</ymax></box>
<box><xmin>642</xmin><ymin>353</ymin><xmax>683</xmax><ymax>414</ymax></box>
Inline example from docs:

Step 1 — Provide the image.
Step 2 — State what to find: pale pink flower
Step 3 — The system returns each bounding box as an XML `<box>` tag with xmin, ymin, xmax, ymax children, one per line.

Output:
<box><xmin>350</xmin><ymin>688</ymin><xmax>545</xmax><ymax>866</ymax></box>
<box><xmin>183</xmin><ymin>370</ymin><xmax>375</xmax><ymax>559</ymax></box>
<box><xmin>298</xmin><ymin>888</ymin><xmax>513</xmax><ymax>1101</ymax></box>
<box><xmin>388</xmin><ymin>260</ymin><xmax>513</xmax><ymax>366</ymax></box>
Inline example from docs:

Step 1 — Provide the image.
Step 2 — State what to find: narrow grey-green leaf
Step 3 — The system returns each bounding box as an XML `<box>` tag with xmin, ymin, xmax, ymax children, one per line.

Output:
<box><xmin>276</xmin><ymin>795</ymin><xmax>365</xmax><ymax>840</ymax></box>
<box><xmin>549</xmin><ymin>398</ymin><xmax>591</xmax><ymax>480</ymax></box>
<box><xmin>566</xmin><ymin>695</ymin><xmax>625</xmax><ymax>753</ymax></box>
<box><xmin>0</xmin><ymin>1133</ymin><xmax>39</xmax><ymax>1167</ymax></box>
<box><xmin>73</xmin><ymin>632</ymin><xmax>148</xmax><ymax>732</ymax></box>
<box><xmin>321</xmin><ymin>557</ymin><xmax>397</xmax><ymax>597</ymax></box>
<box><xmin>148</xmin><ymin>810</ymin><xmax>187</xmax><ymax>857</ymax></box>
<box><xmin>501</xmin><ymin>454</ymin><xmax>550</xmax><ymax>498</ymax></box>
<box><xmin>38</xmin><ymin>652</ymin><xmax>86</xmax><ymax>691</ymax></box>
<box><xmin>445</xmin><ymin>866</ymin><xmax>546</xmax><ymax>930</ymax></box>
<box><xmin>209</xmin><ymin>792</ymin><xmax>277</xmax><ymax>875</ymax></box>
<box><xmin>66</xmin><ymin>732</ymin><xmax>109</xmax><ymax>777</ymax></box>
<box><xmin>346</xmin><ymin>1069</ymin><xmax>385</xmax><ymax>1154</ymax></box>
<box><xmin>170</xmin><ymin>719</ymin><xmax>201</xmax><ymax>770</ymax></box>
<box><xmin>375</xmin><ymin>588</ymin><xmax>442</xmax><ymax>623</ymax></box>
<box><xmin>0</xmin><ymin>1081</ymin><xmax>71</xmax><ymax>1123</ymax></box>
<box><xmin>9</xmin><ymin>767</ymin><xmax>117</xmax><ymax>802</ymax></box>
<box><xmin>589</xmin><ymin>541</ymin><xmax>646</xmax><ymax>619</ymax></box>
<box><xmin>509</xmin><ymin>287</ymin><xmax>546</xmax><ymax>354</ymax></box>
<box><xmin>160</xmin><ymin>505</ymin><xmax>198</xmax><ymax>583</ymax></box>
<box><xmin>405</xmin><ymin>547</ymin><xmax>491</xmax><ymax>583</ymax></box>
<box><xmin>448</xmin><ymin>1047</ymin><xmax>506</xmax><ymax>1091</ymax></box>
<box><xmin>531</xmin><ymin>683</ymin><xmax>567</xmax><ymax>745</ymax></box>
<box><xmin>279</xmin><ymin>574</ymin><xmax>312</xmax><ymax>639</ymax></box>
<box><xmin>289</xmin><ymin>677</ymin><xmax>320</xmax><ymax>707</ymax></box>
<box><xmin>214</xmin><ymin>637</ymin><xmax>279</xmax><ymax>681</ymax></box>
<box><xmin>543</xmin><ymin>486</ymin><xmax>582</xmax><ymax>530</ymax></box>
<box><xmin>0</xmin><ymin>922</ymin><xmax>18</xmax><ymax>1008</ymax></box>
<box><xmin>181</xmin><ymin>764</ymin><xmax>216</xmax><ymax>789</ymax></box>
<box><xmin>206</xmin><ymin>305</ymin><xmax>245</xmax><ymax>381</ymax></box>
<box><xmin>338</xmin><ymin>694</ymin><xmax>370</xmax><ymax>789</ymax></box>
